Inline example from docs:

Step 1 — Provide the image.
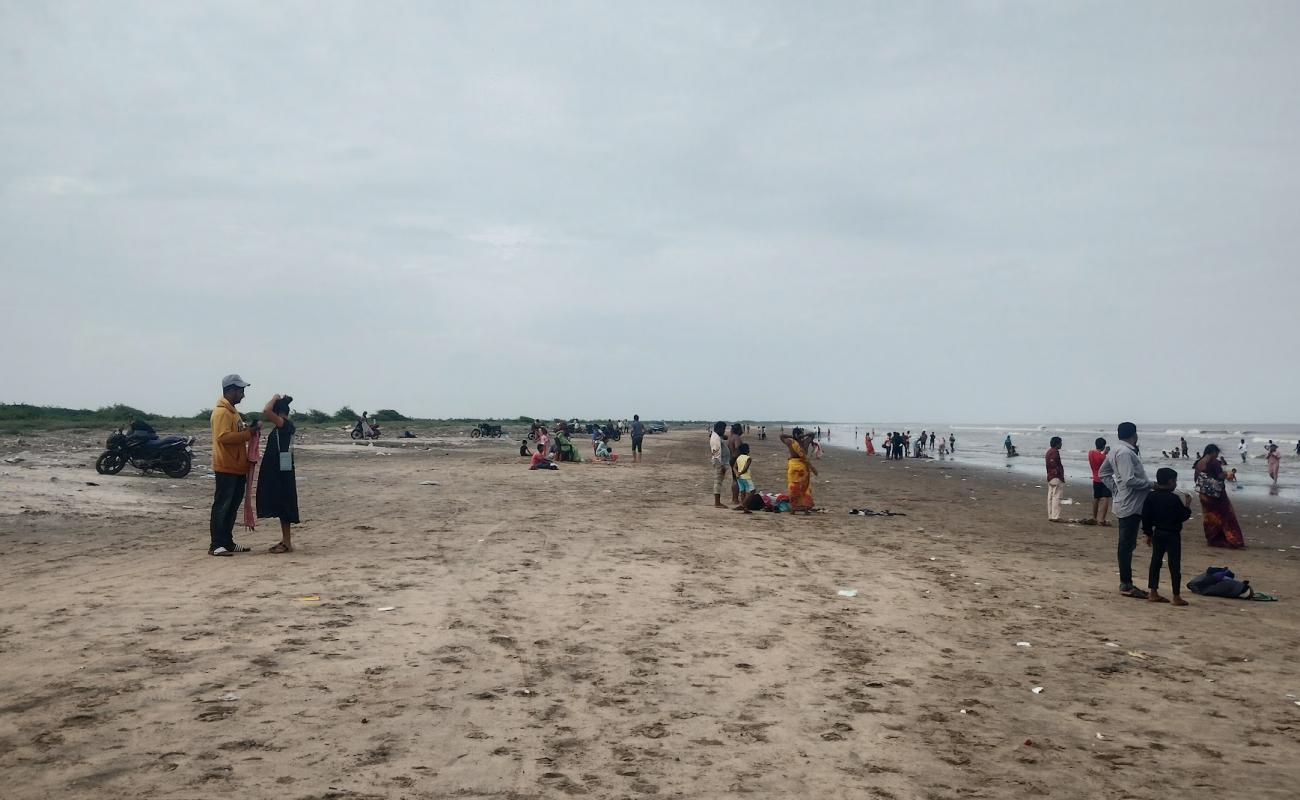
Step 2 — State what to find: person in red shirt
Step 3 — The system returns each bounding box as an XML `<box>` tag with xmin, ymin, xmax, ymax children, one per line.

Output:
<box><xmin>529</xmin><ymin>443</ymin><xmax>557</xmax><ymax>470</ymax></box>
<box><xmin>1046</xmin><ymin>436</ymin><xmax>1065</xmax><ymax>521</ymax></box>
<box><xmin>1088</xmin><ymin>437</ymin><xmax>1112</xmax><ymax>526</ymax></box>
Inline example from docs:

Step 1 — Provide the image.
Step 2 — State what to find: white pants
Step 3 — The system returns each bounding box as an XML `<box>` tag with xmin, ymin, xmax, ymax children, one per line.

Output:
<box><xmin>1047</xmin><ymin>478</ymin><xmax>1063</xmax><ymax>520</ymax></box>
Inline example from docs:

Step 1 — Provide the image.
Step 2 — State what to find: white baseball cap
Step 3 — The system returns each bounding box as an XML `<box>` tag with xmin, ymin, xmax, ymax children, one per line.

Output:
<box><xmin>221</xmin><ymin>374</ymin><xmax>251</xmax><ymax>390</ymax></box>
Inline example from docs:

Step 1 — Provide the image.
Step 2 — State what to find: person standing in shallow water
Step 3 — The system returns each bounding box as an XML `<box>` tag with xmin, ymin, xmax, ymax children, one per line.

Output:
<box><xmin>257</xmin><ymin>393</ymin><xmax>300</xmax><ymax>553</ymax></box>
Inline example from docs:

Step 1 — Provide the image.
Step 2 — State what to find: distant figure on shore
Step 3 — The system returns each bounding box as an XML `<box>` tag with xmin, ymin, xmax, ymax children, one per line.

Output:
<box><xmin>519</xmin><ymin>440</ymin><xmax>531</xmax><ymax>457</ymax></box>
<box><xmin>949</xmin><ymin>433</ymin><xmax>955</xmax><ymax>453</ymax></box>
<box><xmin>1004</xmin><ymin>434</ymin><xmax>1014</xmax><ymax>456</ymax></box>
<box><xmin>938</xmin><ymin>439</ymin><xmax>948</xmax><ymax>458</ymax></box>
<box><xmin>710</xmin><ymin>422</ymin><xmax>729</xmax><ymax>509</ymax></box>
<box><xmin>1098</xmin><ymin>422</ymin><xmax>1152</xmax><ymax>599</ymax></box>
<box><xmin>929</xmin><ymin>432</ymin><xmax>936</xmax><ymax>451</ymax></box>
<box><xmin>780</xmin><ymin>428</ymin><xmax>817</xmax><ymax>513</ymax></box>
<box><xmin>1194</xmin><ymin>444</ymin><xmax>1245</xmax><ymax>549</ymax></box>
<box><xmin>1088</xmin><ymin>438</ymin><xmax>1112</xmax><ymax>526</ymax></box>
<box><xmin>1180</xmin><ymin>436</ymin><xmax>1188</xmax><ymax>458</ymax></box>
<box><xmin>594</xmin><ymin>435</ymin><xmax>619</xmax><ymax>464</ymax></box>
<box><xmin>1266</xmin><ymin>442</ymin><xmax>1281</xmax><ymax>484</ymax></box>
<box><xmin>892</xmin><ymin>431</ymin><xmax>905</xmax><ymax>461</ymax></box>
<box><xmin>1045</xmin><ymin>436</ymin><xmax>1065</xmax><ymax>522</ymax></box>
<box><xmin>864</xmin><ymin>433</ymin><xmax>874</xmax><ymax>455</ymax></box>
<box><xmin>1143</xmin><ymin>467</ymin><xmax>1193</xmax><ymax>606</ymax></box>
<box><xmin>759</xmin><ymin>426</ymin><xmax>766</xmax><ymax>440</ymax></box>
<box><xmin>1238</xmin><ymin>438</ymin><xmax>1248</xmax><ymax>463</ymax></box>
<box><xmin>529</xmin><ymin>443</ymin><xmax>557</xmax><ymax>470</ymax></box>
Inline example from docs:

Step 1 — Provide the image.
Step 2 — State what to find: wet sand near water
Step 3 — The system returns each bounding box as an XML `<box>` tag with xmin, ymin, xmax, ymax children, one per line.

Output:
<box><xmin>1</xmin><ymin>426</ymin><xmax>1298</xmax><ymax>798</ymax></box>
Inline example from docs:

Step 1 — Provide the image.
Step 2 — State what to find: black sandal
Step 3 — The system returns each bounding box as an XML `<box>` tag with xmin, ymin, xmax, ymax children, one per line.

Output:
<box><xmin>1120</xmin><ymin>587</ymin><xmax>1149</xmax><ymax>599</ymax></box>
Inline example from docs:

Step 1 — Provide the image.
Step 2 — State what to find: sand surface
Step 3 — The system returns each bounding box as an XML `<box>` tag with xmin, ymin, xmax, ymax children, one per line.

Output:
<box><xmin>2</xmin><ymin>426</ymin><xmax>1299</xmax><ymax>799</ymax></box>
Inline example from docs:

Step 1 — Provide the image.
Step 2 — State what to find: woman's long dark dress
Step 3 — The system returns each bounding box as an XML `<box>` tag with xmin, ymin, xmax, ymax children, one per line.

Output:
<box><xmin>256</xmin><ymin>420</ymin><xmax>300</xmax><ymax>523</ymax></box>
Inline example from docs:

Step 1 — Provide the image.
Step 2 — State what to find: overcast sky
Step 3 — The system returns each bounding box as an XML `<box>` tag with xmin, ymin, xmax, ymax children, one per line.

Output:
<box><xmin>2</xmin><ymin>1</ymin><xmax>1297</xmax><ymax>423</ymax></box>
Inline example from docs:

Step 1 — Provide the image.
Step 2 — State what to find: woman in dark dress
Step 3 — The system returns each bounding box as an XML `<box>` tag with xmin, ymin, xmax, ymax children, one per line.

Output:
<box><xmin>257</xmin><ymin>393</ymin><xmax>300</xmax><ymax>553</ymax></box>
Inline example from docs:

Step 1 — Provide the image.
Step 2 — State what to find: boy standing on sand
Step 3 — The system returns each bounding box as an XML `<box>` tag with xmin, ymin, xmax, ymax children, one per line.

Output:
<box><xmin>1099</xmin><ymin>422</ymin><xmax>1152</xmax><ymax>599</ymax></box>
<box><xmin>630</xmin><ymin>414</ymin><xmax>645</xmax><ymax>464</ymax></box>
<box><xmin>1143</xmin><ymin>467</ymin><xmax>1193</xmax><ymax>606</ymax></box>
<box><xmin>1045</xmin><ymin>436</ymin><xmax>1065</xmax><ymax>521</ymax></box>
<box><xmin>1088</xmin><ymin>438</ymin><xmax>1112</xmax><ymax>526</ymax></box>
<box><xmin>733</xmin><ymin>443</ymin><xmax>756</xmax><ymax>512</ymax></box>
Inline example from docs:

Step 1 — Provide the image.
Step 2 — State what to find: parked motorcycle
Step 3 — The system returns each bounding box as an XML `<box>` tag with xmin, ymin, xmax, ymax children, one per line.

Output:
<box><xmin>95</xmin><ymin>421</ymin><xmax>194</xmax><ymax>478</ymax></box>
<box><xmin>350</xmin><ymin>420</ymin><xmax>382</xmax><ymax>440</ymax></box>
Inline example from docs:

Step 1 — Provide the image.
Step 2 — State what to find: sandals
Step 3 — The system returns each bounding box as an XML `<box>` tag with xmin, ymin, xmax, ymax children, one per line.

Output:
<box><xmin>269</xmin><ymin>542</ymin><xmax>293</xmax><ymax>554</ymax></box>
<box><xmin>1120</xmin><ymin>587</ymin><xmax>1149</xmax><ymax>599</ymax></box>
<box><xmin>209</xmin><ymin>547</ymin><xmax>234</xmax><ymax>557</ymax></box>
<box><xmin>227</xmin><ymin>544</ymin><xmax>252</xmax><ymax>553</ymax></box>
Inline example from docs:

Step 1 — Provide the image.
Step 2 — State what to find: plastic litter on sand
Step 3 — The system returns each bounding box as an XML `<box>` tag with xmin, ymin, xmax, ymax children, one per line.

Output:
<box><xmin>378</xmin><ymin>606</ymin><xmax>396</xmax><ymax>612</ymax></box>
<box><xmin>1031</xmin><ymin>687</ymin><xmax>1044</xmax><ymax>694</ymax></box>
<box><xmin>1016</xmin><ymin>641</ymin><xmax>1032</xmax><ymax>648</ymax></box>
<box><xmin>837</xmin><ymin>589</ymin><xmax>858</xmax><ymax>598</ymax></box>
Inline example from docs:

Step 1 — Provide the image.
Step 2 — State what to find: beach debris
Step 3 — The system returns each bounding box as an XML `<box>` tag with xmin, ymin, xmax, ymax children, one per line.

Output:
<box><xmin>181</xmin><ymin>505</ymin><xmax>197</xmax><ymax>510</ymax></box>
<box><xmin>1061</xmin><ymin>498</ymin><xmax>1075</xmax><ymax>505</ymax></box>
<box><xmin>1126</xmin><ymin>651</ymin><xmax>1152</xmax><ymax>661</ymax></box>
<box><xmin>1031</xmin><ymin>687</ymin><xmax>1044</xmax><ymax>694</ymax></box>
<box><xmin>85</xmin><ymin>481</ymin><xmax>98</xmax><ymax>486</ymax></box>
<box><xmin>221</xmin><ymin>693</ymin><xmax>240</xmax><ymax>702</ymax></box>
<box><xmin>378</xmin><ymin>606</ymin><xmax>396</xmax><ymax>612</ymax></box>
<box><xmin>298</xmin><ymin>595</ymin><xmax>321</xmax><ymax>603</ymax></box>
<box><xmin>1016</xmin><ymin>641</ymin><xmax>1032</xmax><ymax>648</ymax></box>
<box><xmin>837</xmin><ymin>588</ymin><xmax>858</xmax><ymax>598</ymax></box>
<box><xmin>1095</xmin><ymin>732</ymin><xmax>1105</xmax><ymax>740</ymax></box>
<box><xmin>3</xmin><ymin>456</ymin><xmax>24</xmax><ymax>464</ymax></box>
<box><xmin>1104</xmin><ymin>642</ymin><xmax>1119</xmax><ymax>648</ymax></box>
<box><xmin>419</xmin><ymin>480</ymin><xmax>439</xmax><ymax>486</ymax></box>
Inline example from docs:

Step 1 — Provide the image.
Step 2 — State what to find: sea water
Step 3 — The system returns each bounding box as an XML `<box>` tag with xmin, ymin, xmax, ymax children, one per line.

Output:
<box><xmin>809</xmin><ymin>422</ymin><xmax>1300</xmax><ymax>505</ymax></box>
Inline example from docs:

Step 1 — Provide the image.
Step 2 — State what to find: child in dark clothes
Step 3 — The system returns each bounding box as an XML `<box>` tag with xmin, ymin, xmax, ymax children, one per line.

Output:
<box><xmin>1142</xmin><ymin>467</ymin><xmax>1194</xmax><ymax>606</ymax></box>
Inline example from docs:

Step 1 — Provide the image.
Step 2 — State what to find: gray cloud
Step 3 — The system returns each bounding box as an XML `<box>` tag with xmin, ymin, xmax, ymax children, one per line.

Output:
<box><xmin>2</xmin><ymin>1</ymin><xmax>1297</xmax><ymax>422</ymax></box>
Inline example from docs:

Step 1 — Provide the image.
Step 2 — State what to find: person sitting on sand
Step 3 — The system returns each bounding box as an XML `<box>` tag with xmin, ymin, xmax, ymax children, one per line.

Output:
<box><xmin>530</xmin><ymin>443</ymin><xmax>557</xmax><ymax>470</ymax></box>
<box><xmin>733</xmin><ymin>443</ymin><xmax>755</xmax><ymax>512</ymax></box>
<box><xmin>519</xmin><ymin>440</ymin><xmax>531</xmax><ymax>457</ymax></box>
<box><xmin>594</xmin><ymin>435</ymin><xmax>619</xmax><ymax>464</ymax></box>
<box><xmin>1142</xmin><ymin>467</ymin><xmax>1193</xmax><ymax>606</ymax></box>
<box><xmin>553</xmin><ymin>426</ymin><xmax>580</xmax><ymax>462</ymax></box>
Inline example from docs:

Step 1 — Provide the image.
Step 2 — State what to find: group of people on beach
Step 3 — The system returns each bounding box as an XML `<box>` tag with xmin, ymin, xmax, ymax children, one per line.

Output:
<box><xmin>863</xmin><ymin>430</ymin><xmax>955</xmax><ymax>460</ymax></box>
<box><xmin>1043</xmin><ymin>422</ymin><xmax>1253</xmax><ymax>605</ymax></box>
<box><xmin>523</xmin><ymin>417</ymin><xmax>647</xmax><ymax>469</ymax></box>
<box><xmin>706</xmin><ymin>422</ymin><xmax>820</xmax><ymax>514</ymax></box>
<box><xmin>207</xmin><ymin>374</ymin><xmax>299</xmax><ymax>557</ymax></box>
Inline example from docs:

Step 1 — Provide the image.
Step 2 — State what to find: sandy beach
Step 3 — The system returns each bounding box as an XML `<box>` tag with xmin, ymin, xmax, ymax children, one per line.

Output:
<box><xmin>2</xmin><ymin>425</ymin><xmax>1299</xmax><ymax>799</ymax></box>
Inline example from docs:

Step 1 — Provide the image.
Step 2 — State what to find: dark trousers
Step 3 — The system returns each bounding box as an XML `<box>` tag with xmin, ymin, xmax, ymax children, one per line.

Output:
<box><xmin>210</xmin><ymin>472</ymin><xmax>246</xmax><ymax>551</ymax></box>
<box><xmin>1117</xmin><ymin>514</ymin><xmax>1141</xmax><ymax>588</ymax></box>
<box><xmin>1148</xmin><ymin>530</ymin><xmax>1182</xmax><ymax>592</ymax></box>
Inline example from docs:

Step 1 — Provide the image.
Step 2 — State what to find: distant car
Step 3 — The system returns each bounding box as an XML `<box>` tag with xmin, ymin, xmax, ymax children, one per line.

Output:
<box><xmin>646</xmin><ymin>421</ymin><xmax>668</xmax><ymax>434</ymax></box>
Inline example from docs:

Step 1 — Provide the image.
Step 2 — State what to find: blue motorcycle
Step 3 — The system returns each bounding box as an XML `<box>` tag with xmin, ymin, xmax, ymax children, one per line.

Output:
<box><xmin>95</xmin><ymin>421</ymin><xmax>194</xmax><ymax>478</ymax></box>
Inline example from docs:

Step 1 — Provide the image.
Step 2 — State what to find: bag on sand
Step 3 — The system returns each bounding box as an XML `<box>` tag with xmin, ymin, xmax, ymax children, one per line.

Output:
<box><xmin>1186</xmin><ymin>567</ymin><xmax>1252</xmax><ymax>598</ymax></box>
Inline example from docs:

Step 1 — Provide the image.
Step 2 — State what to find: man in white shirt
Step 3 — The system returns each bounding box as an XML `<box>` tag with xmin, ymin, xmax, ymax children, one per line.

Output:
<box><xmin>709</xmin><ymin>421</ymin><xmax>729</xmax><ymax>508</ymax></box>
<box><xmin>1238</xmin><ymin>439</ymin><xmax>1248</xmax><ymax>463</ymax></box>
<box><xmin>1098</xmin><ymin>422</ymin><xmax>1151</xmax><ymax>599</ymax></box>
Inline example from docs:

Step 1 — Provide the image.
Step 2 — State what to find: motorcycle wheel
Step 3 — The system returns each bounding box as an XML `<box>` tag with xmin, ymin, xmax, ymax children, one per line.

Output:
<box><xmin>96</xmin><ymin>451</ymin><xmax>126</xmax><ymax>475</ymax></box>
<box><xmin>350</xmin><ymin>429</ymin><xmax>363</xmax><ymax>440</ymax></box>
<box><xmin>490</xmin><ymin>431</ymin><xmax>501</xmax><ymax>438</ymax></box>
<box><xmin>528</xmin><ymin>432</ymin><xmax>537</xmax><ymax>441</ymax></box>
<box><xmin>470</xmin><ymin>429</ymin><xmax>482</xmax><ymax>438</ymax></box>
<box><xmin>162</xmin><ymin>452</ymin><xmax>192</xmax><ymax>479</ymax></box>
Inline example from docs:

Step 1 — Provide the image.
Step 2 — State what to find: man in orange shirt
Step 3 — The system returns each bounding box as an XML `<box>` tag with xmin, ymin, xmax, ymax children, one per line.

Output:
<box><xmin>1088</xmin><ymin>437</ymin><xmax>1112</xmax><ymax>526</ymax></box>
<box><xmin>209</xmin><ymin>374</ymin><xmax>258</xmax><ymax>556</ymax></box>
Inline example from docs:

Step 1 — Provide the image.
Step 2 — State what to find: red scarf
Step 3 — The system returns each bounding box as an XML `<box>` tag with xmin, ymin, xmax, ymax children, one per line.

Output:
<box><xmin>243</xmin><ymin>427</ymin><xmax>262</xmax><ymax>530</ymax></box>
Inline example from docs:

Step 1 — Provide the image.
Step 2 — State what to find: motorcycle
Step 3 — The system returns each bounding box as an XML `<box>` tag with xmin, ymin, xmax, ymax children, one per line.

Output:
<box><xmin>350</xmin><ymin>420</ymin><xmax>382</xmax><ymax>440</ymax></box>
<box><xmin>470</xmin><ymin>423</ymin><xmax>503</xmax><ymax>439</ymax></box>
<box><xmin>95</xmin><ymin>421</ymin><xmax>194</xmax><ymax>478</ymax></box>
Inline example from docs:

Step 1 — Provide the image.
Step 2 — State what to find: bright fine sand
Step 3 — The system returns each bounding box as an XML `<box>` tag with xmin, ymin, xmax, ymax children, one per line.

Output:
<box><xmin>2</xmin><ymin>427</ymin><xmax>1299</xmax><ymax>799</ymax></box>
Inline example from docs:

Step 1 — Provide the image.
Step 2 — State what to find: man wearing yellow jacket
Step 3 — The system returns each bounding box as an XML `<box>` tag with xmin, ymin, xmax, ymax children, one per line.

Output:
<box><xmin>209</xmin><ymin>374</ymin><xmax>258</xmax><ymax>556</ymax></box>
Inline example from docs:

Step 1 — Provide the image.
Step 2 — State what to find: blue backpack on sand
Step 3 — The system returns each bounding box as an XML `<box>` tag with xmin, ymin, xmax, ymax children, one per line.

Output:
<box><xmin>1186</xmin><ymin>567</ymin><xmax>1253</xmax><ymax>599</ymax></box>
